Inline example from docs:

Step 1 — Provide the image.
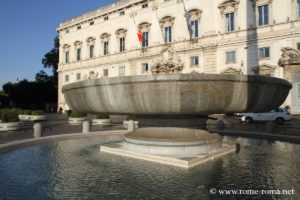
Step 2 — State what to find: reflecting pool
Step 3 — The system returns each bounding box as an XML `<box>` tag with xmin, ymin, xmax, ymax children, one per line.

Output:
<box><xmin>0</xmin><ymin>136</ymin><xmax>299</xmax><ymax>199</ymax></box>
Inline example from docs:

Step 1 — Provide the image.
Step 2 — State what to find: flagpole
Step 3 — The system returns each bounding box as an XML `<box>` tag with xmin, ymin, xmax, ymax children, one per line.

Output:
<box><xmin>152</xmin><ymin>0</ymin><xmax>165</xmax><ymax>44</ymax></box>
<box><xmin>129</xmin><ymin>7</ymin><xmax>143</xmax><ymax>48</ymax></box>
<box><xmin>182</xmin><ymin>0</ymin><xmax>192</xmax><ymax>40</ymax></box>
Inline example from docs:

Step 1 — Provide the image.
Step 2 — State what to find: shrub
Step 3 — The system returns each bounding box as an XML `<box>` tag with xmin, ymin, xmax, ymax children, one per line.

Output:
<box><xmin>23</xmin><ymin>109</ymin><xmax>32</xmax><ymax>115</ymax></box>
<box><xmin>31</xmin><ymin>110</ymin><xmax>45</xmax><ymax>116</ymax></box>
<box><xmin>70</xmin><ymin>111</ymin><xmax>86</xmax><ymax>118</ymax></box>
<box><xmin>126</xmin><ymin>114</ymin><xmax>136</xmax><ymax>121</ymax></box>
<box><xmin>0</xmin><ymin>110</ymin><xmax>19</xmax><ymax>122</ymax></box>
<box><xmin>10</xmin><ymin>108</ymin><xmax>23</xmax><ymax>115</ymax></box>
<box><xmin>96</xmin><ymin>114</ymin><xmax>110</xmax><ymax>119</ymax></box>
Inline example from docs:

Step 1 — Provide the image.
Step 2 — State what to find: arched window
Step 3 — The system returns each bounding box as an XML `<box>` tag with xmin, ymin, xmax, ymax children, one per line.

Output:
<box><xmin>138</xmin><ymin>22</ymin><xmax>151</xmax><ymax>48</ymax></box>
<box><xmin>159</xmin><ymin>16</ymin><xmax>175</xmax><ymax>43</ymax></box>
<box><xmin>188</xmin><ymin>9</ymin><xmax>202</xmax><ymax>38</ymax></box>
<box><xmin>86</xmin><ymin>37</ymin><xmax>96</xmax><ymax>59</ymax></box>
<box><xmin>218</xmin><ymin>0</ymin><xmax>240</xmax><ymax>32</ymax></box>
<box><xmin>100</xmin><ymin>33</ymin><xmax>111</xmax><ymax>55</ymax></box>
<box><xmin>74</xmin><ymin>41</ymin><xmax>82</xmax><ymax>61</ymax></box>
<box><xmin>62</xmin><ymin>44</ymin><xmax>70</xmax><ymax>63</ymax></box>
<box><xmin>115</xmin><ymin>28</ymin><xmax>127</xmax><ymax>52</ymax></box>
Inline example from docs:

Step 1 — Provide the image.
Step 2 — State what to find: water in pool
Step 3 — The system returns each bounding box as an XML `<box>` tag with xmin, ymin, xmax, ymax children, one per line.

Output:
<box><xmin>0</xmin><ymin>136</ymin><xmax>299</xmax><ymax>199</ymax></box>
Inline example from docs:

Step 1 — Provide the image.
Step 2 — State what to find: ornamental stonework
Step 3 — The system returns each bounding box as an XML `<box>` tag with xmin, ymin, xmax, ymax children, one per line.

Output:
<box><xmin>151</xmin><ymin>47</ymin><xmax>184</xmax><ymax>74</ymax></box>
<box><xmin>278</xmin><ymin>47</ymin><xmax>300</xmax><ymax>67</ymax></box>
<box><xmin>218</xmin><ymin>0</ymin><xmax>240</xmax><ymax>15</ymax></box>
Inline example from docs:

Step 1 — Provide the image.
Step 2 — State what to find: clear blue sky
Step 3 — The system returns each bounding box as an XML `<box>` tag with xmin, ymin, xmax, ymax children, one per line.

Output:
<box><xmin>0</xmin><ymin>0</ymin><xmax>116</xmax><ymax>88</ymax></box>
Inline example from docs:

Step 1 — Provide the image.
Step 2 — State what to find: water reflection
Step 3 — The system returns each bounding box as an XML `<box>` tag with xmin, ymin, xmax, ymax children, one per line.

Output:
<box><xmin>0</xmin><ymin>136</ymin><xmax>299</xmax><ymax>199</ymax></box>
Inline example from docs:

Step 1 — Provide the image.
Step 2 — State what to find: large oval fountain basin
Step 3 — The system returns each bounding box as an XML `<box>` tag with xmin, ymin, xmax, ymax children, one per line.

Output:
<box><xmin>62</xmin><ymin>74</ymin><xmax>291</xmax><ymax>114</ymax></box>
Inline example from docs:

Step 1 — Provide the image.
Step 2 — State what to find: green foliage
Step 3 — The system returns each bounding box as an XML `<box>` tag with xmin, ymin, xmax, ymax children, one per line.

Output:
<box><xmin>42</xmin><ymin>36</ymin><xmax>59</xmax><ymax>86</ymax></box>
<box><xmin>31</xmin><ymin>110</ymin><xmax>45</xmax><ymax>116</ymax></box>
<box><xmin>126</xmin><ymin>114</ymin><xmax>136</xmax><ymax>121</ymax></box>
<box><xmin>70</xmin><ymin>111</ymin><xmax>86</xmax><ymax>118</ymax></box>
<box><xmin>96</xmin><ymin>114</ymin><xmax>110</xmax><ymax>119</ymax></box>
<box><xmin>0</xmin><ymin>110</ymin><xmax>19</xmax><ymax>122</ymax></box>
<box><xmin>35</xmin><ymin>70</ymin><xmax>53</xmax><ymax>83</ymax></box>
<box><xmin>23</xmin><ymin>110</ymin><xmax>32</xmax><ymax>115</ymax></box>
<box><xmin>0</xmin><ymin>90</ymin><xmax>9</xmax><ymax>107</ymax></box>
<box><xmin>10</xmin><ymin>108</ymin><xmax>23</xmax><ymax>115</ymax></box>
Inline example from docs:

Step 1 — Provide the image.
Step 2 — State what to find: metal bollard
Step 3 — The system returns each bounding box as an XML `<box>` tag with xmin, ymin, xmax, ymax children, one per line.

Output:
<box><xmin>82</xmin><ymin>121</ymin><xmax>90</xmax><ymax>133</ymax></box>
<box><xmin>127</xmin><ymin>120</ymin><xmax>135</xmax><ymax>132</ymax></box>
<box><xmin>33</xmin><ymin>123</ymin><xmax>42</xmax><ymax>138</ymax></box>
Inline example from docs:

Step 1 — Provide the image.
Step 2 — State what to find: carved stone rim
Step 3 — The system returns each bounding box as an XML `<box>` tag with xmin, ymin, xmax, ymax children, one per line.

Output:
<box><xmin>62</xmin><ymin>74</ymin><xmax>292</xmax><ymax>92</ymax></box>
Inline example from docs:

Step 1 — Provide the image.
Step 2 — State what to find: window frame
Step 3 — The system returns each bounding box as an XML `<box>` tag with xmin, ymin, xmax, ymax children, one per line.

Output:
<box><xmin>65</xmin><ymin>75</ymin><xmax>69</xmax><ymax>82</ymax></box>
<box><xmin>191</xmin><ymin>20</ymin><xmax>199</xmax><ymax>38</ymax></box>
<box><xmin>76</xmin><ymin>48</ymin><xmax>81</xmax><ymax>61</ymax></box>
<box><xmin>141</xmin><ymin>63</ymin><xmax>149</xmax><ymax>73</ymax></box>
<box><xmin>89</xmin><ymin>45</ymin><xmax>94</xmax><ymax>59</ymax></box>
<box><xmin>225</xmin><ymin>51</ymin><xmax>236</xmax><ymax>64</ymax></box>
<box><xmin>142</xmin><ymin>32</ymin><xmax>149</xmax><ymax>48</ymax></box>
<box><xmin>164</xmin><ymin>26</ymin><xmax>172</xmax><ymax>43</ymax></box>
<box><xmin>76</xmin><ymin>73</ymin><xmax>81</xmax><ymax>81</ymax></box>
<box><xmin>65</xmin><ymin>51</ymin><xmax>69</xmax><ymax>63</ymax></box>
<box><xmin>103</xmin><ymin>69</ymin><xmax>109</xmax><ymax>77</ymax></box>
<box><xmin>258</xmin><ymin>4</ymin><xmax>269</xmax><ymax>26</ymax></box>
<box><xmin>190</xmin><ymin>56</ymin><xmax>199</xmax><ymax>67</ymax></box>
<box><xmin>103</xmin><ymin>41</ymin><xmax>109</xmax><ymax>55</ymax></box>
<box><xmin>142</xmin><ymin>3</ymin><xmax>148</xmax><ymax>9</ymax></box>
<box><xmin>119</xmin><ymin>37</ymin><xmax>125</xmax><ymax>52</ymax></box>
<box><xmin>258</xmin><ymin>47</ymin><xmax>270</xmax><ymax>59</ymax></box>
<box><xmin>225</xmin><ymin>12</ymin><xmax>235</xmax><ymax>32</ymax></box>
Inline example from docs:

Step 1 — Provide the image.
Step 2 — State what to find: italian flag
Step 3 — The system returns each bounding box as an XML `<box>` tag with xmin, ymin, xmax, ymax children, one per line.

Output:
<box><xmin>137</xmin><ymin>29</ymin><xmax>143</xmax><ymax>42</ymax></box>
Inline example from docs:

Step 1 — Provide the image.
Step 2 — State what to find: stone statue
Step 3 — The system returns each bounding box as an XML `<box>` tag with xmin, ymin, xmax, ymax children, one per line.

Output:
<box><xmin>278</xmin><ymin>47</ymin><xmax>300</xmax><ymax>67</ymax></box>
<box><xmin>151</xmin><ymin>47</ymin><xmax>184</xmax><ymax>74</ymax></box>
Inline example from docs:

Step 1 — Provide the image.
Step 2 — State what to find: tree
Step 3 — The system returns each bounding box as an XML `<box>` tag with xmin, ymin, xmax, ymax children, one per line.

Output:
<box><xmin>42</xmin><ymin>36</ymin><xmax>59</xmax><ymax>86</ymax></box>
<box><xmin>35</xmin><ymin>70</ymin><xmax>52</xmax><ymax>82</ymax></box>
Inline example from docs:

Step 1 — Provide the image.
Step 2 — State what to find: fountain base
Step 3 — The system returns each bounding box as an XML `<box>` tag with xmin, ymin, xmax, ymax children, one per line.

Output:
<box><xmin>100</xmin><ymin>127</ymin><xmax>236</xmax><ymax>168</ymax></box>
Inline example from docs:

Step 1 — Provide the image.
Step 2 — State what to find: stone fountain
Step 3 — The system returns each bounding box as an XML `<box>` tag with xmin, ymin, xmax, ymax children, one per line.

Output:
<box><xmin>62</xmin><ymin>48</ymin><xmax>292</xmax><ymax>168</ymax></box>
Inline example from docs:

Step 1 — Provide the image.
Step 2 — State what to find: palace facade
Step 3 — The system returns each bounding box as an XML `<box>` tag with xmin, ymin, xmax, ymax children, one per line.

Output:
<box><xmin>57</xmin><ymin>0</ymin><xmax>300</xmax><ymax>113</ymax></box>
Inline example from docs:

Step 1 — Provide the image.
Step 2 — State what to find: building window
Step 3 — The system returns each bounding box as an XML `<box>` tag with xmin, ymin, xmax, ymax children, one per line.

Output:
<box><xmin>190</xmin><ymin>56</ymin><xmax>199</xmax><ymax>67</ymax></box>
<box><xmin>65</xmin><ymin>30</ymin><xmax>69</xmax><ymax>34</ymax></box>
<box><xmin>191</xmin><ymin>20</ymin><xmax>199</xmax><ymax>38</ymax></box>
<box><xmin>226</xmin><ymin>51</ymin><xmax>236</xmax><ymax>63</ymax></box>
<box><xmin>225</xmin><ymin>12</ymin><xmax>234</xmax><ymax>32</ymax></box>
<box><xmin>104</xmin><ymin>16</ymin><xmax>109</xmax><ymax>21</ymax></box>
<box><xmin>103</xmin><ymin>69</ymin><xmax>108</xmax><ymax>77</ymax></box>
<box><xmin>77</xmin><ymin>26</ymin><xmax>81</xmax><ymax>30</ymax></box>
<box><xmin>90</xmin><ymin>21</ymin><xmax>94</xmax><ymax>26</ymax></box>
<box><xmin>297</xmin><ymin>43</ymin><xmax>300</xmax><ymax>51</ymax></box>
<box><xmin>65</xmin><ymin>75</ymin><xmax>69</xmax><ymax>82</ymax></box>
<box><xmin>258</xmin><ymin>47</ymin><xmax>270</xmax><ymax>59</ymax></box>
<box><xmin>142</xmin><ymin>32</ymin><xmax>148</xmax><ymax>48</ymax></box>
<box><xmin>77</xmin><ymin>48</ymin><xmax>81</xmax><ymax>61</ymax></box>
<box><xmin>142</xmin><ymin>3</ymin><xmax>148</xmax><ymax>9</ymax></box>
<box><xmin>119</xmin><ymin>11</ymin><xmax>125</xmax><ymax>16</ymax></box>
<box><xmin>258</xmin><ymin>4</ymin><xmax>269</xmax><ymax>26</ymax></box>
<box><xmin>65</xmin><ymin>51</ymin><xmax>69</xmax><ymax>63</ymax></box>
<box><xmin>119</xmin><ymin>37</ymin><xmax>125</xmax><ymax>52</ymax></box>
<box><xmin>119</xmin><ymin>66</ymin><xmax>125</xmax><ymax>76</ymax></box>
<box><xmin>103</xmin><ymin>41</ymin><xmax>109</xmax><ymax>55</ymax></box>
<box><xmin>76</xmin><ymin>73</ymin><xmax>81</xmax><ymax>81</ymax></box>
<box><xmin>142</xmin><ymin>63</ymin><xmax>149</xmax><ymax>73</ymax></box>
<box><xmin>164</xmin><ymin>26</ymin><xmax>172</xmax><ymax>43</ymax></box>
<box><xmin>89</xmin><ymin>45</ymin><xmax>94</xmax><ymax>58</ymax></box>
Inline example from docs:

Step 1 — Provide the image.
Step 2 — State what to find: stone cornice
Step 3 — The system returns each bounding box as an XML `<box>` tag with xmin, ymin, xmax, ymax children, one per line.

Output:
<box><xmin>58</xmin><ymin>0</ymin><xmax>146</xmax><ymax>31</ymax></box>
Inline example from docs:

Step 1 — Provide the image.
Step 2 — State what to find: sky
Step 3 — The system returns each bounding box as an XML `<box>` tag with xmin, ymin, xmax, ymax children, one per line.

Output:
<box><xmin>0</xmin><ymin>0</ymin><xmax>117</xmax><ymax>88</ymax></box>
